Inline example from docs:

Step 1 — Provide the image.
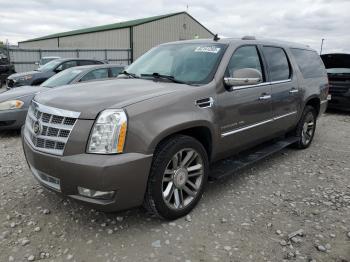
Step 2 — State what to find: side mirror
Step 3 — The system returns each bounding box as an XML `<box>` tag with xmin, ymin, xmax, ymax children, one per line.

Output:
<box><xmin>54</xmin><ymin>67</ymin><xmax>63</xmax><ymax>73</ymax></box>
<box><xmin>224</xmin><ymin>68</ymin><xmax>262</xmax><ymax>89</ymax></box>
<box><xmin>35</xmin><ymin>62</ymin><xmax>39</xmax><ymax>66</ymax></box>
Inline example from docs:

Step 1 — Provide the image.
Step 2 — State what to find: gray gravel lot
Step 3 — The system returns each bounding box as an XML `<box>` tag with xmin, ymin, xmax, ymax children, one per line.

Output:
<box><xmin>0</xmin><ymin>112</ymin><xmax>349</xmax><ymax>262</ymax></box>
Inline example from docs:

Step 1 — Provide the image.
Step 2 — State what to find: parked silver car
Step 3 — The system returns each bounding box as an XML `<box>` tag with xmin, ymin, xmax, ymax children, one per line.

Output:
<box><xmin>0</xmin><ymin>64</ymin><xmax>124</xmax><ymax>130</ymax></box>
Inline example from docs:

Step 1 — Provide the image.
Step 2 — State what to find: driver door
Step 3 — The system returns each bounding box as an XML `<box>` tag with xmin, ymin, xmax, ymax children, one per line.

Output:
<box><xmin>217</xmin><ymin>45</ymin><xmax>273</xmax><ymax>153</ymax></box>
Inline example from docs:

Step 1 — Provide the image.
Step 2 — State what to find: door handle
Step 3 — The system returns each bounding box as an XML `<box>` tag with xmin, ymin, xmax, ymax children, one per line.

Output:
<box><xmin>289</xmin><ymin>88</ymin><xmax>299</xmax><ymax>94</ymax></box>
<box><xmin>259</xmin><ymin>94</ymin><xmax>271</xmax><ymax>100</ymax></box>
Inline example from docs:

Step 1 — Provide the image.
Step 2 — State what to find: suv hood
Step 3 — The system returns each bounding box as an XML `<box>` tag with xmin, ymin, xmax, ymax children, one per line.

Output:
<box><xmin>34</xmin><ymin>79</ymin><xmax>181</xmax><ymax>119</ymax></box>
<box><xmin>0</xmin><ymin>86</ymin><xmax>48</xmax><ymax>102</ymax></box>
<box><xmin>321</xmin><ymin>53</ymin><xmax>350</xmax><ymax>69</ymax></box>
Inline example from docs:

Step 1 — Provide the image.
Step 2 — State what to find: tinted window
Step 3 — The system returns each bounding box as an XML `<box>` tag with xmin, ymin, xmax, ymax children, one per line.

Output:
<box><xmin>111</xmin><ymin>67</ymin><xmax>124</xmax><ymax>77</ymax></box>
<box><xmin>291</xmin><ymin>49</ymin><xmax>326</xmax><ymax>78</ymax></box>
<box><xmin>262</xmin><ymin>47</ymin><xmax>291</xmax><ymax>81</ymax></box>
<box><xmin>80</xmin><ymin>68</ymin><xmax>109</xmax><ymax>82</ymax></box>
<box><xmin>57</xmin><ymin>61</ymin><xmax>78</xmax><ymax>71</ymax></box>
<box><xmin>226</xmin><ymin>46</ymin><xmax>264</xmax><ymax>79</ymax></box>
<box><xmin>79</xmin><ymin>60</ymin><xmax>101</xmax><ymax>66</ymax></box>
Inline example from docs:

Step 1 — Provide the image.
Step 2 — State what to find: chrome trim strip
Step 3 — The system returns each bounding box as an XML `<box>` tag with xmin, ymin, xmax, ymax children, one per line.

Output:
<box><xmin>32</xmin><ymin>101</ymin><xmax>81</xmax><ymax>118</ymax></box>
<box><xmin>321</xmin><ymin>100</ymin><xmax>328</xmax><ymax>104</ymax></box>
<box><xmin>231</xmin><ymin>79</ymin><xmax>292</xmax><ymax>91</ymax></box>
<box><xmin>221</xmin><ymin>119</ymin><xmax>273</xmax><ymax>137</ymax></box>
<box><xmin>221</xmin><ymin>111</ymin><xmax>297</xmax><ymax>137</ymax></box>
<box><xmin>273</xmin><ymin>111</ymin><xmax>297</xmax><ymax>120</ymax></box>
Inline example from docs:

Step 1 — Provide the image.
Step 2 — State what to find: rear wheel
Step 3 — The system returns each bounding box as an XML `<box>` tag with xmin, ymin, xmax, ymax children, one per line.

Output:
<box><xmin>293</xmin><ymin>106</ymin><xmax>317</xmax><ymax>149</ymax></box>
<box><xmin>143</xmin><ymin>135</ymin><xmax>209</xmax><ymax>220</ymax></box>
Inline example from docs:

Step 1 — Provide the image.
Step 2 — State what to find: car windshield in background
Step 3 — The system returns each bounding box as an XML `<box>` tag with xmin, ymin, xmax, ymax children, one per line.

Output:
<box><xmin>41</xmin><ymin>68</ymin><xmax>83</xmax><ymax>87</ymax></box>
<box><xmin>126</xmin><ymin>43</ymin><xmax>227</xmax><ymax>84</ymax></box>
<box><xmin>326</xmin><ymin>68</ymin><xmax>350</xmax><ymax>74</ymax></box>
<box><xmin>37</xmin><ymin>59</ymin><xmax>61</xmax><ymax>72</ymax></box>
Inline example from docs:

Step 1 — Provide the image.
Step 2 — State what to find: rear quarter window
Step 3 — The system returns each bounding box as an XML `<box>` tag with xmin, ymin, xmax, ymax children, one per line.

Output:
<box><xmin>290</xmin><ymin>48</ymin><xmax>326</xmax><ymax>79</ymax></box>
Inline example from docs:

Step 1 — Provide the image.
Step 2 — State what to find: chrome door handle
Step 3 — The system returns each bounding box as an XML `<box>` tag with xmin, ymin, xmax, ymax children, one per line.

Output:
<box><xmin>259</xmin><ymin>94</ymin><xmax>271</xmax><ymax>100</ymax></box>
<box><xmin>289</xmin><ymin>88</ymin><xmax>299</xmax><ymax>94</ymax></box>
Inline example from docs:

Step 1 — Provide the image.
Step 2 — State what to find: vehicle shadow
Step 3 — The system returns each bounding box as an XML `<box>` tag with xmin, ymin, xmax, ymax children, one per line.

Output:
<box><xmin>326</xmin><ymin>108</ymin><xmax>350</xmax><ymax>115</ymax></box>
<box><xmin>0</xmin><ymin>129</ymin><xmax>21</xmax><ymax>138</ymax></box>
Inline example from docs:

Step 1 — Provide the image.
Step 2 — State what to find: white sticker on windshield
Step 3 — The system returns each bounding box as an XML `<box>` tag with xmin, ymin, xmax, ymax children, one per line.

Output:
<box><xmin>194</xmin><ymin>46</ymin><xmax>221</xmax><ymax>53</ymax></box>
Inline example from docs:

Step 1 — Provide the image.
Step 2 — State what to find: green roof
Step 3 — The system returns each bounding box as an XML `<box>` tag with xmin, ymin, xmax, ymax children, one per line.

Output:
<box><xmin>20</xmin><ymin>11</ymin><xmax>192</xmax><ymax>43</ymax></box>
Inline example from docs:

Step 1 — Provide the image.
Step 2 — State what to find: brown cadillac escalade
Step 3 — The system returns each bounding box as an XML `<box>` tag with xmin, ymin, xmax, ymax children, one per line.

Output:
<box><xmin>22</xmin><ymin>37</ymin><xmax>329</xmax><ymax>219</ymax></box>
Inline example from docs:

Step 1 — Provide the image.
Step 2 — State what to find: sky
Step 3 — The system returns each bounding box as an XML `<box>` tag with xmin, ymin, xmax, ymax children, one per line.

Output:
<box><xmin>0</xmin><ymin>0</ymin><xmax>350</xmax><ymax>54</ymax></box>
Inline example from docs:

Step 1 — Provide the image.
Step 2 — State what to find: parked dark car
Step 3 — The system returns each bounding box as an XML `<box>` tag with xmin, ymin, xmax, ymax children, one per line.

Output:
<box><xmin>0</xmin><ymin>54</ymin><xmax>15</xmax><ymax>88</ymax></box>
<box><xmin>22</xmin><ymin>37</ymin><xmax>328</xmax><ymax>219</ymax></box>
<box><xmin>321</xmin><ymin>53</ymin><xmax>350</xmax><ymax>111</ymax></box>
<box><xmin>0</xmin><ymin>64</ymin><xmax>124</xmax><ymax>130</ymax></box>
<box><xmin>6</xmin><ymin>58</ymin><xmax>106</xmax><ymax>89</ymax></box>
<box><xmin>36</xmin><ymin>56</ymin><xmax>60</xmax><ymax>67</ymax></box>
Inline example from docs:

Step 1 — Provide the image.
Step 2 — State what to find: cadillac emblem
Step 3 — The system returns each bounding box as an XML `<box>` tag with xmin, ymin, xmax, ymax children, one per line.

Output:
<box><xmin>33</xmin><ymin>121</ymin><xmax>41</xmax><ymax>135</ymax></box>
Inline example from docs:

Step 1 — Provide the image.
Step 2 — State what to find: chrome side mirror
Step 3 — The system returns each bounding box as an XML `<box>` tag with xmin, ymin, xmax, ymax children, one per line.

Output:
<box><xmin>224</xmin><ymin>68</ymin><xmax>262</xmax><ymax>88</ymax></box>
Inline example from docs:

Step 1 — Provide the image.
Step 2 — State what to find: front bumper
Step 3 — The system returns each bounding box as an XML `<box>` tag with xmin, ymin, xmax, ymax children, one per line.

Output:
<box><xmin>327</xmin><ymin>95</ymin><xmax>350</xmax><ymax>111</ymax></box>
<box><xmin>0</xmin><ymin>108</ymin><xmax>28</xmax><ymax>130</ymax></box>
<box><xmin>22</xmin><ymin>133</ymin><xmax>153</xmax><ymax>212</ymax></box>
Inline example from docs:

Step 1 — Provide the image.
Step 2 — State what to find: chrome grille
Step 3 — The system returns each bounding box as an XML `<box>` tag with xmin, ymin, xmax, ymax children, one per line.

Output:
<box><xmin>24</xmin><ymin>101</ymin><xmax>80</xmax><ymax>156</ymax></box>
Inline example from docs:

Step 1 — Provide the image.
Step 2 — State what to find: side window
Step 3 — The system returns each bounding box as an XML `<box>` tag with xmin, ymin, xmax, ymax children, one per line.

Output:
<box><xmin>110</xmin><ymin>67</ymin><xmax>124</xmax><ymax>77</ymax></box>
<box><xmin>226</xmin><ymin>46</ymin><xmax>264</xmax><ymax>80</ymax></box>
<box><xmin>56</xmin><ymin>61</ymin><xmax>78</xmax><ymax>71</ymax></box>
<box><xmin>262</xmin><ymin>47</ymin><xmax>291</xmax><ymax>82</ymax></box>
<box><xmin>79</xmin><ymin>60</ymin><xmax>96</xmax><ymax>66</ymax></box>
<box><xmin>80</xmin><ymin>68</ymin><xmax>109</xmax><ymax>82</ymax></box>
<box><xmin>291</xmin><ymin>48</ymin><xmax>326</xmax><ymax>79</ymax></box>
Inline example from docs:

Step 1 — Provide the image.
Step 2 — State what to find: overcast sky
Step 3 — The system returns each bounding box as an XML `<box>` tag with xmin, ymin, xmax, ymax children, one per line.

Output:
<box><xmin>0</xmin><ymin>0</ymin><xmax>349</xmax><ymax>53</ymax></box>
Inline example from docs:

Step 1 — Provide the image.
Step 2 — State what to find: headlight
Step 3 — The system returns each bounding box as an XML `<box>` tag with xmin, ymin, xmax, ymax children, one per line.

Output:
<box><xmin>87</xmin><ymin>109</ymin><xmax>127</xmax><ymax>154</ymax></box>
<box><xmin>19</xmin><ymin>75</ymin><xmax>33</xmax><ymax>81</ymax></box>
<box><xmin>0</xmin><ymin>100</ymin><xmax>24</xmax><ymax>111</ymax></box>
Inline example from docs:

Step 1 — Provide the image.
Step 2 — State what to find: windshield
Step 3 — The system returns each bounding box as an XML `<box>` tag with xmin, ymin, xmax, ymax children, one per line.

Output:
<box><xmin>37</xmin><ymin>59</ymin><xmax>61</xmax><ymax>72</ymax></box>
<box><xmin>326</xmin><ymin>68</ymin><xmax>350</xmax><ymax>74</ymax></box>
<box><xmin>40</xmin><ymin>68</ymin><xmax>83</xmax><ymax>87</ymax></box>
<box><xmin>126</xmin><ymin>43</ymin><xmax>227</xmax><ymax>84</ymax></box>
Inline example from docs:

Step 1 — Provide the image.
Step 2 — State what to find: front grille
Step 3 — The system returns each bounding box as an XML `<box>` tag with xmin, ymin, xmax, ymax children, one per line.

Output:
<box><xmin>328</xmin><ymin>80</ymin><xmax>350</xmax><ymax>95</ymax></box>
<box><xmin>24</xmin><ymin>101</ymin><xmax>80</xmax><ymax>156</ymax></box>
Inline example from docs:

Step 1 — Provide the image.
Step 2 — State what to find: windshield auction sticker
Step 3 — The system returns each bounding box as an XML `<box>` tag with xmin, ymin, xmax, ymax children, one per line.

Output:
<box><xmin>194</xmin><ymin>46</ymin><xmax>221</xmax><ymax>54</ymax></box>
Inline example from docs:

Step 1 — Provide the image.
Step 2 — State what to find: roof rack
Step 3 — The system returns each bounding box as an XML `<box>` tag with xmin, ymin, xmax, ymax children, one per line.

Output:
<box><xmin>242</xmin><ymin>36</ymin><xmax>256</xmax><ymax>40</ymax></box>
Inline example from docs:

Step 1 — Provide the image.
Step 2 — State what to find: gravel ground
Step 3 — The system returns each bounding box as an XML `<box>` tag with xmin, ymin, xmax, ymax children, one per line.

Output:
<box><xmin>0</xmin><ymin>112</ymin><xmax>349</xmax><ymax>262</ymax></box>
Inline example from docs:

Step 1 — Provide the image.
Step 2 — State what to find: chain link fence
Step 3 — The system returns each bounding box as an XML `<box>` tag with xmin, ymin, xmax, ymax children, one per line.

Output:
<box><xmin>7</xmin><ymin>48</ymin><xmax>132</xmax><ymax>73</ymax></box>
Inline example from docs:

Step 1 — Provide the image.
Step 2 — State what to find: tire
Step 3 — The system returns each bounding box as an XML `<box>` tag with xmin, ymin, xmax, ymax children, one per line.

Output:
<box><xmin>293</xmin><ymin>105</ymin><xmax>317</xmax><ymax>149</ymax></box>
<box><xmin>143</xmin><ymin>135</ymin><xmax>209</xmax><ymax>220</ymax></box>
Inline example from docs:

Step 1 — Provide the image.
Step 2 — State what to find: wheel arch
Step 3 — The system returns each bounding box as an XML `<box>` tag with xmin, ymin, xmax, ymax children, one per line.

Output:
<box><xmin>149</xmin><ymin>122</ymin><xmax>215</xmax><ymax>161</ymax></box>
<box><xmin>303</xmin><ymin>96</ymin><xmax>321</xmax><ymax>117</ymax></box>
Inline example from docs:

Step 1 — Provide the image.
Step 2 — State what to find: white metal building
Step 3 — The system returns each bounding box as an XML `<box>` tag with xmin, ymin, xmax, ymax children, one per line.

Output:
<box><xmin>18</xmin><ymin>12</ymin><xmax>214</xmax><ymax>61</ymax></box>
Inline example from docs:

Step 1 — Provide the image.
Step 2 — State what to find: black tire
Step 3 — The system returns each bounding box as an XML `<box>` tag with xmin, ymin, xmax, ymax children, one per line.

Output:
<box><xmin>143</xmin><ymin>135</ymin><xmax>209</xmax><ymax>220</ymax></box>
<box><xmin>293</xmin><ymin>105</ymin><xmax>317</xmax><ymax>149</ymax></box>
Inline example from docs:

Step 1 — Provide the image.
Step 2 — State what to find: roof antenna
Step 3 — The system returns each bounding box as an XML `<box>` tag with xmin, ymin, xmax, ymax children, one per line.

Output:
<box><xmin>213</xmin><ymin>34</ymin><xmax>220</xmax><ymax>41</ymax></box>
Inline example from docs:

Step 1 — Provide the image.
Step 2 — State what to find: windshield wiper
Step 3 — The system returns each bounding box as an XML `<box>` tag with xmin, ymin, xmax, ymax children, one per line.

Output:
<box><xmin>140</xmin><ymin>72</ymin><xmax>188</xmax><ymax>85</ymax></box>
<box><xmin>121</xmin><ymin>70</ymin><xmax>138</xmax><ymax>78</ymax></box>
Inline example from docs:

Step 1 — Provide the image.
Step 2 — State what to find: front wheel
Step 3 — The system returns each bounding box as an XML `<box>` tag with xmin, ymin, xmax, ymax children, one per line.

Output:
<box><xmin>143</xmin><ymin>135</ymin><xmax>209</xmax><ymax>220</ymax></box>
<box><xmin>293</xmin><ymin>106</ymin><xmax>317</xmax><ymax>149</ymax></box>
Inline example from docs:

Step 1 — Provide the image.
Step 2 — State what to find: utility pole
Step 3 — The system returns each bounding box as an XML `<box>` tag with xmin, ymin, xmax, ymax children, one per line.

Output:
<box><xmin>320</xmin><ymin>38</ymin><xmax>325</xmax><ymax>55</ymax></box>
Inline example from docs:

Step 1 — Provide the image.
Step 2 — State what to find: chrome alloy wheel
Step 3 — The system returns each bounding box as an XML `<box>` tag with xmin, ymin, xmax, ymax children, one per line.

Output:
<box><xmin>162</xmin><ymin>149</ymin><xmax>204</xmax><ymax>210</ymax></box>
<box><xmin>301</xmin><ymin>112</ymin><xmax>315</xmax><ymax>145</ymax></box>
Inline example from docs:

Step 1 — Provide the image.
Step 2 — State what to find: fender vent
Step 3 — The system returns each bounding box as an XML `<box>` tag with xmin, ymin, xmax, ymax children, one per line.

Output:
<box><xmin>196</xmin><ymin>97</ymin><xmax>214</xmax><ymax>108</ymax></box>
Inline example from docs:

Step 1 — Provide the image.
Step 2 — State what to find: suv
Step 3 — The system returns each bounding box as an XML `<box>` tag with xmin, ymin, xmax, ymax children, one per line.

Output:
<box><xmin>22</xmin><ymin>37</ymin><xmax>328</xmax><ymax>219</ymax></box>
<box><xmin>321</xmin><ymin>53</ymin><xmax>350</xmax><ymax>111</ymax></box>
<box><xmin>6</xmin><ymin>58</ymin><xmax>105</xmax><ymax>88</ymax></box>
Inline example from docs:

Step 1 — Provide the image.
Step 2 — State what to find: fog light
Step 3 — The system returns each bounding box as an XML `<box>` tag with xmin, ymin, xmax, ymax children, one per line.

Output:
<box><xmin>78</xmin><ymin>187</ymin><xmax>115</xmax><ymax>200</ymax></box>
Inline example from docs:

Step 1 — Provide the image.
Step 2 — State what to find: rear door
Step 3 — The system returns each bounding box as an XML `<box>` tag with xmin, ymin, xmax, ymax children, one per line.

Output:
<box><xmin>217</xmin><ymin>45</ymin><xmax>273</xmax><ymax>153</ymax></box>
<box><xmin>261</xmin><ymin>46</ymin><xmax>300</xmax><ymax>132</ymax></box>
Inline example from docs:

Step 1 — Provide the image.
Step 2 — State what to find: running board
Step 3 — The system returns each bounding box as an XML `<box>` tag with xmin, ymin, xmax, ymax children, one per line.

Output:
<box><xmin>209</xmin><ymin>136</ymin><xmax>299</xmax><ymax>180</ymax></box>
